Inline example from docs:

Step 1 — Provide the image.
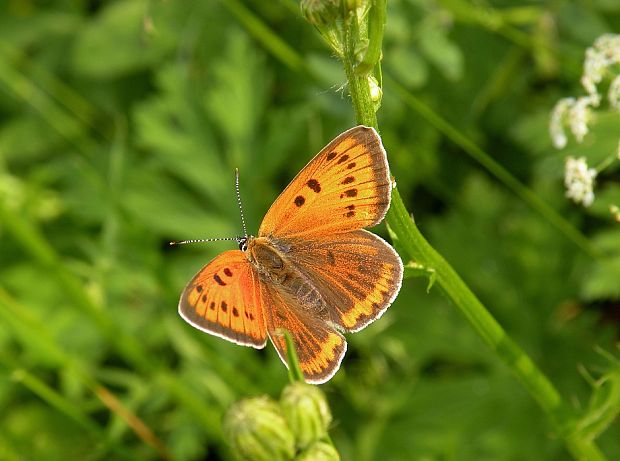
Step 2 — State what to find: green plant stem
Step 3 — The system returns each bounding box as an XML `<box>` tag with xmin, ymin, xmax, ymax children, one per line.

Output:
<box><xmin>282</xmin><ymin>329</ymin><xmax>306</xmax><ymax>383</ymax></box>
<box><xmin>354</xmin><ymin>0</ymin><xmax>386</xmax><ymax>75</ymax></box>
<box><xmin>388</xmin><ymin>188</ymin><xmax>565</xmax><ymax>415</ymax></box>
<box><xmin>223</xmin><ymin>0</ymin><xmax>305</xmax><ymax>72</ymax></box>
<box><xmin>341</xmin><ymin>6</ymin><xmax>606</xmax><ymax>460</ymax></box>
<box><xmin>342</xmin><ymin>14</ymin><xmax>377</xmax><ymax>128</ymax></box>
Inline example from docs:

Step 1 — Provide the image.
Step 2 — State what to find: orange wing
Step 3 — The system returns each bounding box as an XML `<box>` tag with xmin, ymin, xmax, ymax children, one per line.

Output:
<box><xmin>259</xmin><ymin>126</ymin><xmax>391</xmax><ymax>239</ymax></box>
<box><xmin>178</xmin><ymin>250</ymin><xmax>267</xmax><ymax>348</ymax></box>
<box><xmin>262</xmin><ymin>284</ymin><xmax>347</xmax><ymax>384</ymax></box>
<box><xmin>275</xmin><ymin>229</ymin><xmax>403</xmax><ymax>332</ymax></box>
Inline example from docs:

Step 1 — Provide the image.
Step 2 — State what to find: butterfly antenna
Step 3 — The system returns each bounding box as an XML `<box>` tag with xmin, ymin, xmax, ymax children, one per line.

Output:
<box><xmin>235</xmin><ymin>168</ymin><xmax>248</xmax><ymax>238</ymax></box>
<box><xmin>169</xmin><ymin>237</ymin><xmax>239</xmax><ymax>246</ymax></box>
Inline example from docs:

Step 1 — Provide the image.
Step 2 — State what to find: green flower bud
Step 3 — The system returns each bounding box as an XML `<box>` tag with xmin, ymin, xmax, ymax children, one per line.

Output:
<box><xmin>223</xmin><ymin>396</ymin><xmax>295</xmax><ymax>461</ymax></box>
<box><xmin>280</xmin><ymin>382</ymin><xmax>332</xmax><ymax>449</ymax></box>
<box><xmin>300</xmin><ymin>0</ymin><xmax>340</xmax><ymax>27</ymax></box>
<box><xmin>295</xmin><ymin>442</ymin><xmax>340</xmax><ymax>461</ymax></box>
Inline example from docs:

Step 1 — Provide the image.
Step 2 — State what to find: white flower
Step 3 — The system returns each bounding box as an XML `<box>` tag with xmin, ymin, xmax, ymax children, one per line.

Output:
<box><xmin>549</xmin><ymin>95</ymin><xmax>600</xmax><ymax>147</ymax></box>
<box><xmin>568</xmin><ymin>94</ymin><xmax>599</xmax><ymax>143</ymax></box>
<box><xmin>564</xmin><ymin>156</ymin><xmax>597</xmax><ymax>207</ymax></box>
<box><xmin>549</xmin><ymin>98</ymin><xmax>574</xmax><ymax>149</ymax></box>
<box><xmin>581</xmin><ymin>33</ymin><xmax>620</xmax><ymax>96</ymax></box>
<box><xmin>582</xmin><ymin>47</ymin><xmax>606</xmax><ymax>95</ymax></box>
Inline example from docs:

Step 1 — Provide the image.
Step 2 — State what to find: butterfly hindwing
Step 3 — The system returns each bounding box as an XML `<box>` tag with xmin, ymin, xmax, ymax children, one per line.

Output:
<box><xmin>259</xmin><ymin>126</ymin><xmax>391</xmax><ymax>239</ymax></box>
<box><xmin>273</xmin><ymin>229</ymin><xmax>403</xmax><ymax>332</ymax></box>
<box><xmin>262</xmin><ymin>284</ymin><xmax>347</xmax><ymax>384</ymax></box>
<box><xmin>179</xmin><ymin>250</ymin><xmax>267</xmax><ymax>348</ymax></box>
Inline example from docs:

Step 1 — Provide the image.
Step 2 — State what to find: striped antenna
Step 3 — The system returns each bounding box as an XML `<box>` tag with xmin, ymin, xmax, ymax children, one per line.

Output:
<box><xmin>169</xmin><ymin>237</ymin><xmax>240</xmax><ymax>246</ymax></box>
<box><xmin>169</xmin><ymin>169</ymin><xmax>250</xmax><ymax>247</ymax></box>
<box><xmin>235</xmin><ymin>168</ymin><xmax>248</xmax><ymax>238</ymax></box>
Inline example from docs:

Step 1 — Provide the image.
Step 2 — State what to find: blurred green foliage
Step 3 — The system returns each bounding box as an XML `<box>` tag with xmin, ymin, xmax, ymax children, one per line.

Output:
<box><xmin>1</xmin><ymin>0</ymin><xmax>619</xmax><ymax>460</ymax></box>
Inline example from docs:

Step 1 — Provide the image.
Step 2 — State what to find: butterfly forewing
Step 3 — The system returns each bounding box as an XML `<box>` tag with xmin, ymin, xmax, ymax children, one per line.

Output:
<box><xmin>179</xmin><ymin>250</ymin><xmax>267</xmax><ymax>348</ymax></box>
<box><xmin>259</xmin><ymin>126</ymin><xmax>391</xmax><ymax>239</ymax></box>
<box><xmin>261</xmin><ymin>284</ymin><xmax>347</xmax><ymax>384</ymax></box>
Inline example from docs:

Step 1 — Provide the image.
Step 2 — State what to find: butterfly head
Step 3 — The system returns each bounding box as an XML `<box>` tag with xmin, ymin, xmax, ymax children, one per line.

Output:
<box><xmin>237</xmin><ymin>235</ymin><xmax>254</xmax><ymax>252</ymax></box>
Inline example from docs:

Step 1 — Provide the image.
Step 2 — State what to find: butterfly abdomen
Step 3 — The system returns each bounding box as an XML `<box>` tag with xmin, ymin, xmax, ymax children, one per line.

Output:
<box><xmin>282</xmin><ymin>272</ymin><xmax>325</xmax><ymax>314</ymax></box>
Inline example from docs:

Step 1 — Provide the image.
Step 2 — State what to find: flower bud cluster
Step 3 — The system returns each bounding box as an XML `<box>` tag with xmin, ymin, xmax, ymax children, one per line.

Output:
<box><xmin>223</xmin><ymin>382</ymin><xmax>338</xmax><ymax>461</ymax></box>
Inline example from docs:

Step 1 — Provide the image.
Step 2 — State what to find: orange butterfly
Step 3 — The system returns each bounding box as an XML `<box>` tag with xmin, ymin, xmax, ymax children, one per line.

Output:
<box><xmin>177</xmin><ymin>126</ymin><xmax>403</xmax><ymax>383</ymax></box>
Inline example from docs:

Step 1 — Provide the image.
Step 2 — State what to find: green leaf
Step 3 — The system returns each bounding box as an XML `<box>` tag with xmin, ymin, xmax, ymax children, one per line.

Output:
<box><xmin>71</xmin><ymin>0</ymin><xmax>176</xmax><ymax>78</ymax></box>
<box><xmin>134</xmin><ymin>63</ymin><xmax>228</xmax><ymax>203</ymax></box>
<box><xmin>386</xmin><ymin>46</ymin><xmax>428</xmax><ymax>88</ymax></box>
<box><xmin>419</xmin><ymin>28</ymin><xmax>464</xmax><ymax>81</ymax></box>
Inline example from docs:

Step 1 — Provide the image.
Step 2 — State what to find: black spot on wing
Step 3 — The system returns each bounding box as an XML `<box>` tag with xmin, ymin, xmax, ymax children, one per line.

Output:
<box><xmin>307</xmin><ymin>179</ymin><xmax>321</xmax><ymax>193</ymax></box>
<box><xmin>294</xmin><ymin>195</ymin><xmax>305</xmax><ymax>207</ymax></box>
<box><xmin>340</xmin><ymin>189</ymin><xmax>358</xmax><ymax>198</ymax></box>
<box><xmin>337</xmin><ymin>154</ymin><xmax>350</xmax><ymax>164</ymax></box>
<box><xmin>214</xmin><ymin>274</ymin><xmax>226</xmax><ymax>286</ymax></box>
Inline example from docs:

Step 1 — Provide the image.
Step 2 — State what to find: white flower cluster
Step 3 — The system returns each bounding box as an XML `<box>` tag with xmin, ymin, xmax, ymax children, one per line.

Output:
<box><xmin>564</xmin><ymin>156</ymin><xmax>597</xmax><ymax>207</ymax></box>
<box><xmin>549</xmin><ymin>34</ymin><xmax>620</xmax><ymax>209</ymax></box>
<box><xmin>549</xmin><ymin>95</ymin><xmax>601</xmax><ymax>148</ymax></box>
<box><xmin>581</xmin><ymin>34</ymin><xmax>620</xmax><ymax>97</ymax></box>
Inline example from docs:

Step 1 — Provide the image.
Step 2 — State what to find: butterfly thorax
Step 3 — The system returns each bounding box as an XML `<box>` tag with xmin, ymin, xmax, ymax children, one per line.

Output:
<box><xmin>245</xmin><ymin>236</ymin><xmax>326</xmax><ymax>315</ymax></box>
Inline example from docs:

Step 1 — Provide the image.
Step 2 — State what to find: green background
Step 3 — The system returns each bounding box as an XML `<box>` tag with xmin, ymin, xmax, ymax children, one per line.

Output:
<box><xmin>1</xmin><ymin>0</ymin><xmax>619</xmax><ymax>460</ymax></box>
